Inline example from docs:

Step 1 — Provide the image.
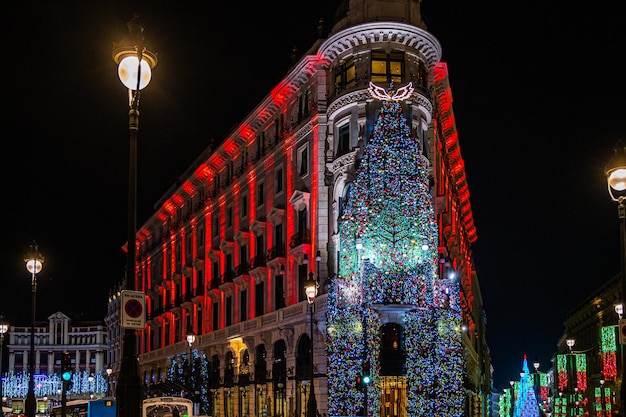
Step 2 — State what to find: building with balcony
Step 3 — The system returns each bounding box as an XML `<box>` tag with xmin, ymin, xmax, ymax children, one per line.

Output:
<box><xmin>105</xmin><ymin>0</ymin><xmax>493</xmax><ymax>416</ymax></box>
<box><xmin>3</xmin><ymin>311</ymin><xmax>109</xmax><ymax>413</ymax></box>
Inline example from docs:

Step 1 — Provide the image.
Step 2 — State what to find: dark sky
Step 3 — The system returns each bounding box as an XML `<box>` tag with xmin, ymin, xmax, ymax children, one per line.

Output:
<box><xmin>2</xmin><ymin>0</ymin><xmax>626</xmax><ymax>392</ymax></box>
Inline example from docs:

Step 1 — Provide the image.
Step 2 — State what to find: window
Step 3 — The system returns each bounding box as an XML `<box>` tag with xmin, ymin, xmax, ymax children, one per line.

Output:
<box><xmin>225</xmin><ymin>254</ymin><xmax>233</xmax><ymax>282</ymax></box>
<box><xmin>298</xmin><ymin>144</ymin><xmax>309</xmax><ymax>177</ymax></box>
<box><xmin>196</xmin><ymin>304</ymin><xmax>203</xmax><ymax>333</ymax></box>
<box><xmin>334</xmin><ymin>57</ymin><xmax>356</xmax><ymax>91</ymax></box>
<box><xmin>297</xmin><ymin>209</ymin><xmax>308</xmax><ymax>234</ymax></box>
<box><xmin>337</xmin><ymin>123</ymin><xmax>350</xmax><ymax>156</ymax></box>
<box><xmin>226</xmin><ymin>296</ymin><xmax>232</xmax><ymax>327</ymax></box>
<box><xmin>257</xmin><ymin>182</ymin><xmax>265</xmax><ymax>207</ymax></box>
<box><xmin>275</xmin><ymin>166</ymin><xmax>284</xmax><ymax>194</ymax></box>
<box><xmin>274</xmin><ymin>223</ymin><xmax>284</xmax><ymax>248</ymax></box>
<box><xmin>298</xmin><ymin>263</ymin><xmax>308</xmax><ymax>303</ymax></box>
<box><xmin>239</xmin><ymin>245</ymin><xmax>248</xmax><ymax>269</ymax></box>
<box><xmin>212</xmin><ymin>302</ymin><xmax>219</xmax><ymax>331</ymax></box>
<box><xmin>255</xmin><ymin>282</ymin><xmax>265</xmax><ymax>316</ymax></box>
<box><xmin>241</xmin><ymin>194</ymin><xmax>248</xmax><ymax>218</ymax></box>
<box><xmin>213</xmin><ymin>215</ymin><xmax>219</xmax><ymax>237</ymax></box>
<box><xmin>275</xmin><ymin>274</ymin><xmax>285</xmax><ymax>309</ymax></box>
<box><xmin>371</xmin><ymin>51</ymin><xmax>404</xmax><ymax>86</ymax></box>
<box><xmin>197</xmin><ymin>225</ymin><xmax>205</xmax><ymax>250</ymax></box>
<box><xmin>240</xmin><ymin>289</ymin><xmax>248</xmax><ymax>322</ymax></box>
<box><xmin>227</xmin><ymin>206</ymin><xmax>233</xmax><ymax>228</ymax></box>
<box><xmin>212</xmin><ymin>261</ymin><xmax>220</xmax><ymax>287</ymax></box>
<box><xmin>256</xmin><ymin>234</ymin><xmax>265</xmax><ymax>260</ymax></box>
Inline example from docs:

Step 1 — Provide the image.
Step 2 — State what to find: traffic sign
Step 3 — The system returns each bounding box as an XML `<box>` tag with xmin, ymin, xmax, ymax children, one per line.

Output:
<box><xmin>121</xmin><ymin>290</ymin><xmax>146</xmax><ymax>329</ymax></box>
<box><xmin>620</xmin><ymin>319</ymin><xmax>626</xmax><ymax>345</ymax></box>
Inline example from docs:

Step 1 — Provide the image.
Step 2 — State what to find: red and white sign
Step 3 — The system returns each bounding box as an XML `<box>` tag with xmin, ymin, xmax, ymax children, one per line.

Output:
<box><xmin>121</xmin><ymin>290</ymin><xmax>146</xmax><ymax>330</ymax></box>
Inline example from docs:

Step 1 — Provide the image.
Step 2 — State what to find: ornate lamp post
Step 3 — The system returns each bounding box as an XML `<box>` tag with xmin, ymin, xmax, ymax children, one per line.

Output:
<box><xmin>304</xmin><ymin>252</ymin><xmax>319</xmax><ymax>417</ymax></box>
<box><xmin>186</xmin><ymin>326</ymin><xmax>196</xmax><ymax>398</ymax></box>
<box><xmin>106</xmin><ymin>366</ymin><xmax>113</xmax><ymax>397</ymax></box>
<box><xmin>566</xmin><ymin>338</ymin><xmax>576</xmax><ymax>417</ymax></box>
<box><xmin>24</xmin><ymin>242</ymin><xmax>44</xmax><ymax>417</ymax></box>
<box><xmin>0</xmin><ymin>314</ymin><xmax>8</xmax><ymax>403</ymax></box>
<box><xmin>112</xmin><ymin>13</ymin><xmax>157</xmax><ymax>417</ymax></box>
<box><xmin>605</xmin><ymin>142</ymin><xmax>626</xmax><ymax>416</ymax></box>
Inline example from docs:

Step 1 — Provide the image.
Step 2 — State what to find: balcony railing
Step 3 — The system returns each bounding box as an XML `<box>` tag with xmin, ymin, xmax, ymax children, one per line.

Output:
<box><xmin>266</xmin><ymin>246</ymin><xmax>285</xmax><ymax>260</ymax></box>
<box><xmin>249</xmin><ymin>255</ymin><xmax>266</xmax><ymax>269</ymax></box>
<box><xmin>289</xmin><ymin>229</ymin><xmax>311</xmax><ymax>248</ymax></box>
<box><xmin>235</xmin><ymin>262</ymin><xmax>250</xmax><ymax>277</ymax></box>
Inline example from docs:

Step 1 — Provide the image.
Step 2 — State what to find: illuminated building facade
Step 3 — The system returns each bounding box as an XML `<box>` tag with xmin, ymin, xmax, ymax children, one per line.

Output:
<box><xmin>106</xmin><ymin>0</ymin><xmax>492</xmax><ymax>416</ymax></box>
<box><xmin>557</xmin><ymin>274</ymin><xmax>621</xmax><ymax>417</ymax></box>
<box><xmin>4</xmin><ymin>311</ymin><xmax>110</xmax><ymax>412</ymax></box>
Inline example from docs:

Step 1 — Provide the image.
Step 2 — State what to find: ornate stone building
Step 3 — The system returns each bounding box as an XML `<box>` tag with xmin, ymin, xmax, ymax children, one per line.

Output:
<box><xmin>105</xmin><ymin>0</ymin><xmax>493</xmax><ymax>416</ymax></box>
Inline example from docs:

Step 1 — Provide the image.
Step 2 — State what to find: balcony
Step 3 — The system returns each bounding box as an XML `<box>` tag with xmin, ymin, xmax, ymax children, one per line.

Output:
<box><xmin>249</xmin><ymin>255</ymin><xmax>267</xmax><ymax>282</ymax></box>
<box><xmin>266</xmin><ymin>246</ymin><xmax>286</xmax><ymax>273</ymax></box>
<box><xmin>289</xmin><ymin>229</ymin><xmax>311</xmax><ymax>260</ymax></box>
<box><xmin>234</xmin><ymin>262</ymin><xmax>250</xmax><ymax>289</ymax></box>
<box><xmin>219</xmin><ymin>269</ymin><xmax>235</xmax><ymax>294</ymax></box>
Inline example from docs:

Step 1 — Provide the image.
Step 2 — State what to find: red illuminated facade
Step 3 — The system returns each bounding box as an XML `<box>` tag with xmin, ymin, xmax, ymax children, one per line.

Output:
<box><xmin>105</xmin><ymin>0</ymin><xmax>492</xmax><ymax>416</ymax></box>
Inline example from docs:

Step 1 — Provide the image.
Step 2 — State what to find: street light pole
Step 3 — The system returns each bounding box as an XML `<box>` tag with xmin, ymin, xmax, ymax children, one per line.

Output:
<box><xmin>186</xmin><ymin>325</ymin><xmax>196</xmax><ymax>404</ymax></box>
<box><xmin>566</xmin><ymin>338</ymin><xmax>576</xmax><ymax>417</ymax></box>
<box><xmin>106</xmin><ymin>366</ymin><xmax>113</xmax><ymax>397</ymax></box>
<box><xmin>605</xmin><ymin>142</ymin><xmax>626</xmax><ymax>417</ymax></box>
<box><xmin>24</xmin><ymin>242</ymin><xmax>44</xmax><ymax>417</ymax></box>
<box><xmin>304</xmin><ymin>252</ymin><xmax>319</xmax><ymax>417</ymax></box>
<box><xmin>112</xmin><ymin>13</ymin><xmax>157</xmax><ymax>417</ymax></box>
<box><xmin>0</xmin><ymin>315</ymin><xmax>8</xmax><ymax>405</ymax></box>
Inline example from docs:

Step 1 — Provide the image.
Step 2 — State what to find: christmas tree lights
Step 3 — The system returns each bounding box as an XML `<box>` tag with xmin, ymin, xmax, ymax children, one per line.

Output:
<box><xmin>327</xmin><ymin>83</ymin><xmax>464</xmax><ymax>417</ymax></box>
<box><xmin>512</xmin><ymin>355</ymin><xmax>540</xmax><ymax>417</ymax></box>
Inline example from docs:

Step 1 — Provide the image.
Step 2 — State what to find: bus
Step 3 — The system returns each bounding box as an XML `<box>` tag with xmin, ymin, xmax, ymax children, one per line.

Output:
<box><xmin>51</xmin><ymin>398</ymin><xmax>116</xmax><ymax>417</ymax></box>
<box><xmin>142</xmin><ymin>397</ymin><xmax>193</xmax><ymax>417</ymax></box>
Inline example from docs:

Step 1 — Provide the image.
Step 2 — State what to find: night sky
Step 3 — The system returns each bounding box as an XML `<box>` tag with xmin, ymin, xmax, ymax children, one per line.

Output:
<box><xmin>2</xmin><ymin>0</ymin><xmax>626</xmax><ymax>392</ymax></box>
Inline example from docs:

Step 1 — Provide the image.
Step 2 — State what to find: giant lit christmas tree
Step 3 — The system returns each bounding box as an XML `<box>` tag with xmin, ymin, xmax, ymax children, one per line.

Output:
<box><xmin>512</xmin><ymin>355</ymin><xmax>541</xmax><ymax>417</ymax></box>
<box><xmin>327</xmin><ymin>82</ymin><xmax>465</xmax><ymax>417</ymax></box>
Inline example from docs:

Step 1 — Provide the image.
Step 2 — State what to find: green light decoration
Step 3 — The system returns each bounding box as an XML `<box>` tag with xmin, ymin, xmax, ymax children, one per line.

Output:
<box><xmin>601</xmin><ymin>326</ymin><xmax>617</xmax><ymax>380</ymax></box>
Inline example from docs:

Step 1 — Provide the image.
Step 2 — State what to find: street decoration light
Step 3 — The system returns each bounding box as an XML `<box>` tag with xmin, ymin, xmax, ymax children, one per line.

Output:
<box><xmin>112</xmin><ymin>13</ymin><xmax>157</xmax><ymax>417</ymax></box>
<box><xmin>0</xmin><ymin>314</ymin><xmax>8</xmax><ymax>405</ymax></box>
<box><xmin>606</xmin><ymin>142</ymin><xmax>626</xmax><ymax>417</ymax></box>
<box><xmin>186</xmin><ymin>327</ymin><xmax>196</xmax><ymax>380</ymax></box>
<box><xmin>24</xmin><ymin>242</ymin><xmax>44</xmax><ymax>417</ymax></box>
<box><xmin>566</xmin><ymin>339</ymin><xmax>577</xmax><ymax>416</ymax></box>
<box><xmin>106</xmin><ymin>366</ymin><xmax>113</xmax><ymax>396</ymax></box>
<box><xmin>304</xmin><ymin>252</ymin><xmax>320</xmax><ymax>417</ymax></box>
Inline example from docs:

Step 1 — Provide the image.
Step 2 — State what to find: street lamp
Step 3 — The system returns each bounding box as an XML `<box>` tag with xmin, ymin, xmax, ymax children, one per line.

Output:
<box><xmin>24</xmin><ymin>242</ymin><xmax>44</xmax><ymax>417</ymax></box>
<box><xmin>304</xmin><ymin>253</ymin><xmax>319</xmax><ymax>417</ymax></box>
<box><xmin>186</xmin><ymin>326</ymin><xmax>196</xmax><ymax>388</ymax></box>
<box><xmin>112</xmin><ymin>13</ymin><xmax>157</xmax><ymax>417</ymax></box>
<box><xmin>106</xmin><ymin>366</ymin><xmax>113</xmax><ymax>396</ymax></box>
<box><xmin>605</xmin><ymin>141</ymin><xmax>626</xmax><ymax>417</ymax></box>
<box><xmin>0</xmin><ymin>314</ymin><xmax>8</xmax><ymax>404</ymax></box>
<box><xmin>88</xmin><ymin>375</ymin><xmax>94</xmax><ymax>398</ymax></box>
<box><xmin>566</xmin><ymin>338</ymin><xmax>576</xmax><ymax>417</ymax></box>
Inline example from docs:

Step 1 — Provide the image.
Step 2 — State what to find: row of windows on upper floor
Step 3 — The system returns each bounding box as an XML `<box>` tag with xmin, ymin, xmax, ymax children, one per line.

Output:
<box><xmin>140</xmin><ymin>206</ymin><xmax>311</xmax><ymax>283</ymax></box>
<box><xmin>141</xmin><ymin>49</ymin><xmax>422</xmax><ymax>251</ymax></box>
<box><xmin>333</xmin><ymin>51</ymin><xmax>429</xmax><ymax>100</ymax></box>
<box><xmin>10</xmin><ymin>334</ymin><xmax>107</xmax><ymax>346</ymax></box>
<box><xmin>11</xmin><ymin>351</ymin><xmax>99</xmax><ymax>367</ymax></box>
<box><xmin>141</xmin><ymin>142</ymin><xmax>310</xmax><ymax>257</ymax></box>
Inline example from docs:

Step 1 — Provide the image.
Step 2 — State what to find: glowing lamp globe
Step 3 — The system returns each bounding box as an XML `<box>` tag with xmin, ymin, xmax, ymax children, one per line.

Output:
<box><xmin>606</xmin><ymin>142</ymin><xmax>626</xmax><ymax>200</ymax></box>
<box><xmin>118</xmin><ymin>56</ymin><xmax>152</xmax><ymax>90</ymax></box>
<box><xmin>305</xmin><ymin>274</ymin><xmax>318</xmax><ymax>304</ymax></box>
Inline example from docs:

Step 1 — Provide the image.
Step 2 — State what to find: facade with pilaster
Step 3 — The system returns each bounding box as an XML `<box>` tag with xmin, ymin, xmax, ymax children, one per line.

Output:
<box><xmin>108</xmin><ymin>0</ymin><xmax>492</xmax><ymax>416</ymax></box>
